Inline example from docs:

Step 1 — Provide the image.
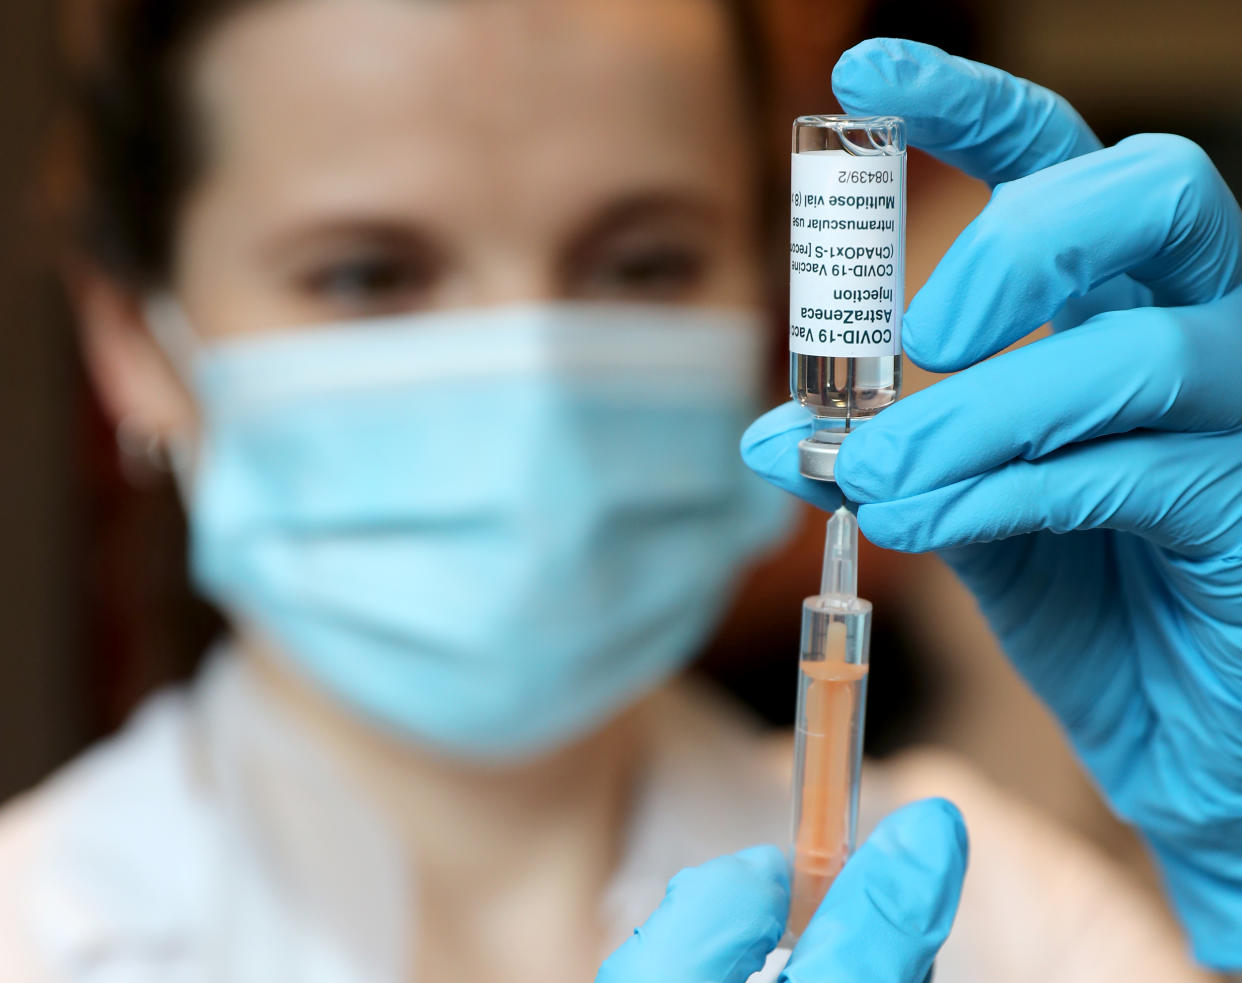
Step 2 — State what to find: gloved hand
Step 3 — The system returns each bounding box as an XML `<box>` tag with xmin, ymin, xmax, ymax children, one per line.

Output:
<box><xmin>743</xmin><ymin>38</ymin><xmax>1242</xmax><ymax>968</ymax></box>
<box><xmin>595</xmin><ymin>799</ymin><xmax>967</xmax><ymax>983</ymax></box>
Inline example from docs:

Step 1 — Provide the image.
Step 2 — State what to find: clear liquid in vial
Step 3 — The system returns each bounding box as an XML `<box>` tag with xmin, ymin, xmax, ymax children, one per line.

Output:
<box><xmin>791</xmin><ymin>353</ymin><xmax>902</xmax><ymax>435</ymax></box>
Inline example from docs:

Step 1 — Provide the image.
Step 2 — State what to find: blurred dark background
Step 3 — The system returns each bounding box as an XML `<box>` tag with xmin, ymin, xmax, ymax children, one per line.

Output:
<box><xmin>1</xmin><ymin>0</ymin><xmax>1240</xmax><ymax>812</ymax></box>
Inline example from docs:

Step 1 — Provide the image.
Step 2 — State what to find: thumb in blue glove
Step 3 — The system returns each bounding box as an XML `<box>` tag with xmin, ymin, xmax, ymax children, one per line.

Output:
<box><xmin>595</xmin><ymin>844</ymin><xmax>788</xmax><ymax>983</ymax></box>
<box><xmin>595</xmin><ymin>799</ymin><xmax>968</xmax><ymax>983</ymax></box>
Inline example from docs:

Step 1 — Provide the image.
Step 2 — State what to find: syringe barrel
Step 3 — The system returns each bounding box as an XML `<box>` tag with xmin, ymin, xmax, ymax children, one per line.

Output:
<box><xmin>790</xmin><ymin>115</ymin><xmax>906</xmax><ymax>481</ymax></box>
<box><xmin>786</xmin><ymin>592</ymin><xmax>873</xmax><ymax>943</ymax></box>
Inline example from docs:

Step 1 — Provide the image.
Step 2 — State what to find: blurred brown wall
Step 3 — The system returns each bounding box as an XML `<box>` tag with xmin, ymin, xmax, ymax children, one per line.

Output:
<box><xmin>997</xmin><ymin>0</ymin><xmax>1242</xmax><ymax>118</ymax></box>
<box><xmin>0</xmin><ymin>0</ymin><xmax>85</xmax><ymax>801</ymax></box>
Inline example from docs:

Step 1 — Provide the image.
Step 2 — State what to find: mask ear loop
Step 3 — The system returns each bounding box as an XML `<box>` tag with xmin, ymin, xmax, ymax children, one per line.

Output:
<box><xmin>144</xmin><ymin>294</ymin><xmax>200</xmax><ymax>379</ymax></box>
<box><xmin>140</xmin><ymin>294</ymin><xmax>203</xmax><ymax>499</ymax></box>
<box><xmin>114</xmin><ymin>414</ymin><xmax>173</xmax><ymax>488</ymax></box>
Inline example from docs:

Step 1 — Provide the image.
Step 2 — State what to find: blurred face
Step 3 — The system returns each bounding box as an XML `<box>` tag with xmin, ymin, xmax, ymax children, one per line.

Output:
<box><xmin>172</xmin><ymin>0</ymin><xmax>762</xmax><ymax>338</ymax></box>
<box><xmin>74</xmin><ymin>0</ymin><xmax>783</xmax><ymax>757</ymax></box>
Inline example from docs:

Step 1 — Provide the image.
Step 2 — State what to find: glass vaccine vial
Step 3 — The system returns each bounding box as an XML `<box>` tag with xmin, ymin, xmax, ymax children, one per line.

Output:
<box><xmin>790</xmin><ymin>116</ymin><xmax>906</xmax><ymax>481</ymax></box>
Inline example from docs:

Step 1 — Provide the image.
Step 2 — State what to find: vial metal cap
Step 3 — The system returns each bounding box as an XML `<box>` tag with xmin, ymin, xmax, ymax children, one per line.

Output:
<box><xmin>798</xmin><ymin>432</ymin><xmax>846</xmax><ymax>482</ymax></box>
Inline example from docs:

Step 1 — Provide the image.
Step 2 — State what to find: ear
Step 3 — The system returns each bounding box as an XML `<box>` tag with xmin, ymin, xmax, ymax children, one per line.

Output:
<box><xmin>68</xmin><ymin>264</ymin><xmax>198</xmax><ymax>439</ymax></box>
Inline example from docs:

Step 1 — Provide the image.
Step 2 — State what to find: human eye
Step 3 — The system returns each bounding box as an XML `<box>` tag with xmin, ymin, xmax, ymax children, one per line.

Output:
<box><xmin>564</xmin><ymin>197</ymin><xmax>719</xmax><ymax>304</ymax></box>
<box><xmin>296</xmin><ymin>246</ymin><xmax>438</xmax><ymax>318</ymax></box>
<box><xmin>582</xmin><ymin>240</ymin><xmax>708</xmax><ymax>300</ymax></box>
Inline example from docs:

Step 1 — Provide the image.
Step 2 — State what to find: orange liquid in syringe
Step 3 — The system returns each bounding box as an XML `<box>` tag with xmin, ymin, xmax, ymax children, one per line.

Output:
<box><xmin>788</xmin><ymin>657</ymin><xmax>869</xmax><ymax>938</ymax></box>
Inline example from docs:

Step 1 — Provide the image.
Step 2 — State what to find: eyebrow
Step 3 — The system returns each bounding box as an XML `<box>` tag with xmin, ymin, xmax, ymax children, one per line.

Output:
<box><xmin>258</xmin><ymin>216</ymin><xmax>443</xmax><ymax>269</ymax></box>
<box><xmin>257</xmin><ymin>188</ymin><xmax>724</xmax><ymax>272</ymax></box>
<box><xmin>557</xmin><ymin>189</ymin><xmax>724</xmax><ymax>273</ymax></box>
<box><xmin>564</xmin><ymin>191</ymin><xmax>724</xmax><ymax>246</ymax></box>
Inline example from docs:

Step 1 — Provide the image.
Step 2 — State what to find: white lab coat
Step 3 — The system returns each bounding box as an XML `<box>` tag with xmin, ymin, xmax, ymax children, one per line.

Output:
<box><xmin>0</xmin><ymin>654</ymin><xmax>1211</xmax><ymax>982</ymax></box>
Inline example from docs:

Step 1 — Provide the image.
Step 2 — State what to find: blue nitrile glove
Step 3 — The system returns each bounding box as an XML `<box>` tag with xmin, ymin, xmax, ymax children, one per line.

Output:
<box><xmin>595</xmin><ymin>799</ymin><xmax>967</xmax><ymax>983</ymax></box>
<box><xmin>743</xmin><ymin>38</ymin><xmax>1242</xmax><ymax>968</ymax></box>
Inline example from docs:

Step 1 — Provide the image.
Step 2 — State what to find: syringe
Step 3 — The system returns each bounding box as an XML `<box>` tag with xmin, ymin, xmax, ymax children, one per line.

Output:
<box><xmin>786</xmin><ymin>506</ymin><xmax>872</xmax><ymax>941</ymax></box>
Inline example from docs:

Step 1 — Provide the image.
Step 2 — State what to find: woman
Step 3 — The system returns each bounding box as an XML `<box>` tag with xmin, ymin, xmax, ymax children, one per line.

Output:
<box><xmin>0</xmin><ymin>1</ymin><xmax>1212</xmax><ymax>980</ymax></box>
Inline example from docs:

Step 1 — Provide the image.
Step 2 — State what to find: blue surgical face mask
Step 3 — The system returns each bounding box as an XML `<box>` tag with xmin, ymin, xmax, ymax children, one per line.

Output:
<box><xmin>151</xmin><ymin>302</ymin><xmax>792</xmax><ymax>760</ymax></box>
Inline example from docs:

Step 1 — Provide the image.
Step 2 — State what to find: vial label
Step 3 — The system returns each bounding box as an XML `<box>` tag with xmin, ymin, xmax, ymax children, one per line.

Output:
<box><xmin>790</xmin><ymin>150</ymin><xmax>904</xmax><ymax>358</ymax></box>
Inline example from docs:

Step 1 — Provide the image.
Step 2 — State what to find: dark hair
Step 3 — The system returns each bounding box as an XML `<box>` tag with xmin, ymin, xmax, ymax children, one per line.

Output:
<box><xmin>53</xmin><ymin>0</ymin><xmax>771</xmax><ymax>291</ymax></box>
